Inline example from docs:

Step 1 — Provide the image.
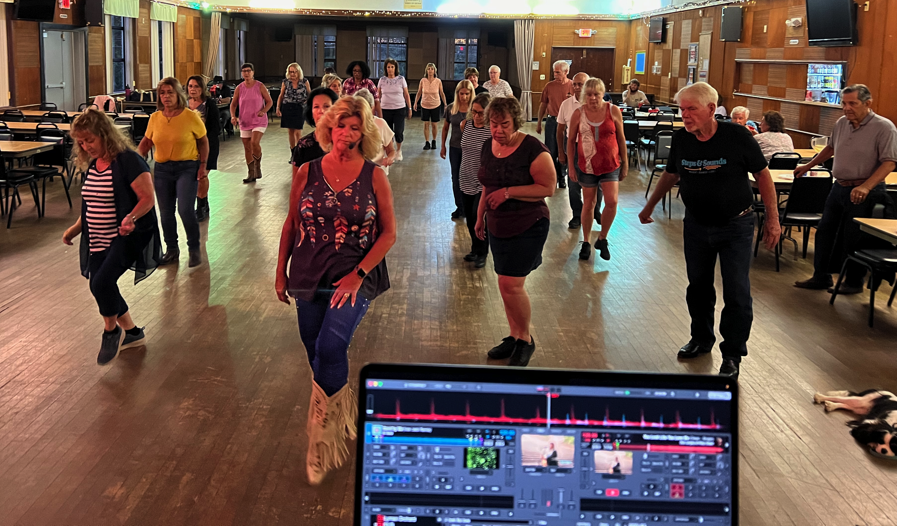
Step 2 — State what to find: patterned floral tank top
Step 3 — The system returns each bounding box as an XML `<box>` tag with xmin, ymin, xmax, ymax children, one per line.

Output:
<box><xmin>288</xmin><ymin>158</ymin><xmax>390</xmax><ymax>302</ymax></box>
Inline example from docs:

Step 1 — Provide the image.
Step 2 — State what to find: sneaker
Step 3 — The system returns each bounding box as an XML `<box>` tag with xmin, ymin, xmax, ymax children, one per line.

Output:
<box><xmin>568</xmin><ymin>218</ymin><xmax>581</xmax><ymax>230</ymax></box>
<box><xmin>423</xmin><ymin>142</ymin><xmax>431</xmax><ymax>150</ymax></box>
<box><xmin>474</xmin><ymin>255</ymin><xmax>487</xmax><ymax>268</ymax></box>
<box><xmin>195</xmin><ymin>206</ymin><xmax>207</xmax><ymax>222</ymax></box>
<box><xmin>558</xmin><ymin>180</ymin><xmax>567</xmax><ymax>189</ymax></box>
<box><xmin>579</xmin><ymin>241</ymin><xmax>591</xmax><ymax>260</ymax></box>
<box><xmin>794</xmin><ymin>276</ymin><xmax>833</xmax><ymax>289</ymax></box>
<box><xmin>98</xmin><ymin>326</ymin><xmax>124</xmax><ymax>365</ymax></box>
<box><xmin>463</xmin><ymin>252</ymin><xmax>477</xmax><ymax>262</ymax></box>
<box><xmin>595</xmin><ymin>238</ymin><xmax>611</xmax><ymax>261</ymax></box>
<box><xmin>397</xmin><ymin>150</ymin><xmax>403</xmax><ymax>161</ymax></box>
<box><xmin>188</xmin><ymin>249</ymin><xmax>202</xmax><ymax>268</ymax></box>
<box><xmin>508</xmin><ymin>337</ymin><xmax>536</xmax><ymax>367</ymax></box>
<box><xmin>121</xmin><ymin>327</ymin><xmax>146</xmax><ymax>350</ymax></box>
<box><xmin>487</xmin><ymin>336</ymin><xmax>517</xmax><ymax>359</ymax></box>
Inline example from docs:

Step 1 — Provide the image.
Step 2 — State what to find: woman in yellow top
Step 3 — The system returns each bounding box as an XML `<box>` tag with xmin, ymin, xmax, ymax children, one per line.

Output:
<box><xmin>137</xmin><ymin>77</ymin><xmax>209</xmax><ymax>268</ymax></box>
<box><xmin>412</xmin><ymin>63</ymin><xmax>447</xmax><ymax>150</ymax></box>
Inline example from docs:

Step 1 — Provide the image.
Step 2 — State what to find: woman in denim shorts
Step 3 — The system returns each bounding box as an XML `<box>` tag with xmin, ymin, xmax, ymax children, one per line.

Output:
<box><xmin>566</xmin><ymin>77</ymin><xmax>629</xmax><ymax>261</ymax></box>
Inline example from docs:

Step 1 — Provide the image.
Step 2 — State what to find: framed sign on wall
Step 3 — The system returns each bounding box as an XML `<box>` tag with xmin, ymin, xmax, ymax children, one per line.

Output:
<box><xmin>635</xmin><ymin>51</ymin><xmax>646</xmax><ymax>75</ymax></box>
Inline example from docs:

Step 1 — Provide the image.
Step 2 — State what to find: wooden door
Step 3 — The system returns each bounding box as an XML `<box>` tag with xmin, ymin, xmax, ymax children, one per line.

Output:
<box><xmin>551</xmin><ymin>47</ymin><xmax>616</xmax><ymax>91</ymax></box>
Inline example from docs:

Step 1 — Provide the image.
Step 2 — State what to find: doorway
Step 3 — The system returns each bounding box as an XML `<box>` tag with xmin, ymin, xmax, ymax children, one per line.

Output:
<box><xmin>42</xmin><ymin>29</ymin><xmax>87</xmax><ymax>112</ymax></box>
<box><xmin>551</xmin><ymin>47</ymin><xmax>615</xmax><ymax>91</ymax></box>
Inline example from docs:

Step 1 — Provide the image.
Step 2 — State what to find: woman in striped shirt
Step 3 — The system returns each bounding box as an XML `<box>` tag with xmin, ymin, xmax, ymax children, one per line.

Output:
<box><xmin>62</xmin><ymin>109</ymin><xmax>162</xmax><ymax>365</ymax></box>
<box><xmin>458</xmin><ymin>92</ymin><xmax>492</xmax><ymax>268</ymax></box>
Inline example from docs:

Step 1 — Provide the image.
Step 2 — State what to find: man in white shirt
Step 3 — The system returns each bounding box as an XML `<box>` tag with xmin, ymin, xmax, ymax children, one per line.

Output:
<box><xmin>557</xmin><ymin>72</ymin><xmax>601</xmax><ymax>230</ymax></box>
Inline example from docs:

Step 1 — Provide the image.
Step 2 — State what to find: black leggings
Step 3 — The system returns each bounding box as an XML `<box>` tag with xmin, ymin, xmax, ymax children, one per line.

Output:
<box><xmin>461</xmin><ymin>192</ymin><xmax>489</xmax><ymax>256</ymax></box>
<box><xmin>87</xmin><ymin>236</ymin><xmax>143</xmax><ymax>318</ymax></box>
<box><xmin>382</xmin><ymin>108</ymin><xmax>407</xmax><ymax>144</ymax></box>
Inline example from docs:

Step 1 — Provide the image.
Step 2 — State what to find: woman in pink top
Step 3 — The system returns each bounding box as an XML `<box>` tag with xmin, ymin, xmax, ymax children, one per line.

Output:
<box><xmin>566</xmin><ymin>78</ymin><xmax>628</xmax><ymax>262</ymax></box>
<box><xmin>229</xmin><ymin>63</ymin><xmax>273</xmax><ymax>183</ymax></box>
<box><xmin>412</xmin><ymin>63</ymin><xmax>447</xmax><ymax>151</ymax></box>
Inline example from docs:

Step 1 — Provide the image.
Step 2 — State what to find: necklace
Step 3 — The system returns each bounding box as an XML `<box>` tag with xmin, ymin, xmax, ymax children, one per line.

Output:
<box><xmin>495</xmin><ymin>133</ymin><xmax>519</xmax><ymax>157</ymax></box>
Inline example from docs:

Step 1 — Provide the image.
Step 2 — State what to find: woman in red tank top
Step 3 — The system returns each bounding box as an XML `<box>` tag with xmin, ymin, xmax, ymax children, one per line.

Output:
<box><xmin>566</xmin><ymin>78</ymin><xmax>628</xmax><ymax>262</ymax></box>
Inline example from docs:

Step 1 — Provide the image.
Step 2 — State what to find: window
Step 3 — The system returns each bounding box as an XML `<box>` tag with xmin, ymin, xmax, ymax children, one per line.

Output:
<box><xmin>110</xmin><ymin>16</ymin><xmax>128</xmax><ymax>92</ymax></box>
<box><xmin>368</xmin><ymin>36</ymin><xmax>407</xmax><ymax>77</ymax></box>
<box><xmin>453</xmin><ymin>37</ymin><xmax>478</xmax><ymax>80</ymax></box>
<box><xmin>322</xmin><ymin>35</ymin><xmax>336</xmax><ymax>72</ymax></box>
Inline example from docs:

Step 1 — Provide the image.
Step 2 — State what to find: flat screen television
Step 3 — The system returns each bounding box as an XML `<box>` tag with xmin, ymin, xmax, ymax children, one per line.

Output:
<box><xmin>16</xmin><ymin>0</ymin><xmax>57</xmax><ymax>22</ymax></box>
<box><xmin>648</xmin><ymin>17</ymin><xmax>666</xmax><ymax>43</ymax></box>
<box><xmin>806</xmin><ymin>0</ymin><xmax>858</xmax><ymax>47</ymax></box>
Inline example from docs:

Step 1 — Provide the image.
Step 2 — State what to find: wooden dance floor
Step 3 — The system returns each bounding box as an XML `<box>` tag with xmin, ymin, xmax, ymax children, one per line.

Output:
<box><xmin>1</xmin><ymin>123</ymin><xmax>896</xmax><ymax>525</ymax></box>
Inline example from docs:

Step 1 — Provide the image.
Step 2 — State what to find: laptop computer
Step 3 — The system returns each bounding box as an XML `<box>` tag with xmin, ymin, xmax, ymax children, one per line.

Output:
<box><xmin>354</xmin><ymin>364</ymin><xmax>738</xmax><ymax>526</ymax></box>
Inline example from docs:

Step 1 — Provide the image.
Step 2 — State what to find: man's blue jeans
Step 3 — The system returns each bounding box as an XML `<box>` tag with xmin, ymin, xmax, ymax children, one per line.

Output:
<box><xmin>683</xmin><ymin>213</ymin><xmax>755</xmax><ymax>359</ymax></box>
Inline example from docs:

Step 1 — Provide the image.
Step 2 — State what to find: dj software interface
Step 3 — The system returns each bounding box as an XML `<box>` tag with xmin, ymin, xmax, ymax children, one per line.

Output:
<box><xmin>358</xmin><ymin>379</ymin><xmax>735</xmax><ymax>526</ymax></box>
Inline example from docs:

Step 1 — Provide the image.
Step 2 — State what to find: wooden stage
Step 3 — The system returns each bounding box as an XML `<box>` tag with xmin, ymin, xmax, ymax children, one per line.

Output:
<box><xmin>1</xmin><ymin>123</ymin><xmax>896</xmax><ymax>525</ymax></box>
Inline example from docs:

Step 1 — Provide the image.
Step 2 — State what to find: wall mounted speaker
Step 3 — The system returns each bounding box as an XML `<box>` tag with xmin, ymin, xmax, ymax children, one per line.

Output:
<box><xmin>85</xmin><ymin>0</ymin><xmax>104</xmax><ymax>26</ymax></box>
<box><xmin>721</xmin><ymin>7</ymin><xmax>743</xmax><ymax>42</ymax></box>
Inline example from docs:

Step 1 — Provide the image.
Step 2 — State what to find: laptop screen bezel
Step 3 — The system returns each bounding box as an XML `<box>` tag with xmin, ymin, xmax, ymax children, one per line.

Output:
<box><xmin>354</xmin><ymin>363</ymin><xmax>739</xmax><ymax>526</ymax></box>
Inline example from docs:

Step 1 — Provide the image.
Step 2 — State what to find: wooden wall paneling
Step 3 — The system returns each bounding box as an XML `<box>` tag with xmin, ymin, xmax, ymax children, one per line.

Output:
<box><xmin>670</xmin><ymin>49</ymin><xmax>680</xmax><ymax>77</ymax></box>
<box><xmin>88</xmin><ymin>27</ymin><xmax>106</xmax><ymax>97</ymax></box>
<box><xmin>54</xmin><ymin>0</ymin><xmax>84</xmax><ymax>25</ymax></box>
<box><xmin>679</xmin><ymin>20</ymin><xmax>691</xmax><ymax>49</ymax></box>
<box><xmin>174</xmin><ymin>8</ymin><xmax>203</xmax><ymax>82</ymax></box>
<box><xmin>780</xmin><ymin>102</ymin><xmax>801</xmax><ymax>130</ymax></box>
<box><xmin>768</xmin><ymin>64</ymin><xmax>786</xmax><ymax>88</ymax></box>
<box><xmin>745</xmin><ymin>97</ymin><xmax>763</xmax><ymax>118</ymax></box>
<box><xmin>752</xmin><ymin>63</ymin><xmax>769</xmax><ymax>86</ymax></box>
<box><xmin>766</xmin><ymin>6</ymin><xmax>787</xmax><ymax>48</ymax></box>
<box><xmin>531</xmin><ymin>20</ymin><xmax>629</xmax><ymax>95</ymax></box>
<box><xmin>798</xmin><ymin>106</ymin><xmax>820</xmax><ymax>136</ymax></box>
<box><xmin>819</xmin><ymin>107</ymin><xmax>842</xmax><ymax>136</ymax></box>
<box><xmin>10</xmin><ymin>20</ymin><xmax>42</xmax><ymax>107</ymax></box>
<box><xmin>750</xmin><ymin>11</ymin><xmax>769</xmax><ymax>48</ymax></box>
<box><xmin>336</xmin><ymin>29</ymin><xmax>365</xmax><ymax>75</ymax></box>
<box><xmin>874</xmin><ymin>0</ymin><xmax>897</xmax><ymax>121</ymax></box>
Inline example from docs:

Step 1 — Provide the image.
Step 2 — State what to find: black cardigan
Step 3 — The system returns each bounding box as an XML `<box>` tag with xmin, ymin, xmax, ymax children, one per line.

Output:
<box><xmin>79</xmin><ymin>150</ymin><xmax>162</xmax><ymax>284</ymax></box>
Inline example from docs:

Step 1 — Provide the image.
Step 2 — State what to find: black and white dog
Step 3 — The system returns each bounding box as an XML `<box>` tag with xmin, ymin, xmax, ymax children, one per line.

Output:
<box><xmin>814</xmin><ymin>390</ymin><xmax>897</xmax><ymax>459</ymax></box>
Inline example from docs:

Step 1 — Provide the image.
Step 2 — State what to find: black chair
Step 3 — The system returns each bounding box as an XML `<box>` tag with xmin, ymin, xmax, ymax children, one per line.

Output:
<box><xmin>105</xmin><ymin>112</ymin><xmax>120</xmax><ymax>120</ymax></box>
<box><xmin>623</xmin><ymin>120</ymin><xmax>640</xmax><ymax>165</ymax></box>
<box><xmin>0</xmin><ymin>121</ymin><xmax>12</xmax><ymax>142</ymax></box>
<box><xmin>40</xmin><ymin>102</ymin><xmax>58</xmax><ymax>111</ymax></box>
<box><xmin>78</xmin><ymin>102</ymin><xmax>100</xmax><ymax>112</ymax></box>
<box><xmin>645</xmin><ymin>130</ymin><xmax>674</xmax><ymax>198</ymax></box>
<box><xmin>767</xmin><ymin>174</ymin><xmax>832</xmax><ymax>271</ymax></box>
<box><xmin>132</xmin><ymin>114</ymin><xmax>150</xmax><ymax>144</ymax></box>
<box><xmin>114</xmin><ymin>117</ymin><xmax>134</xmax><ymax>141</ymax></box>
<box><xmin>41</xmin><ymin>111</ymin><xmax>69</xmax><ymax>124</ymax></box>
<box><xmin>0</xmin><ymin>154</ymin><xmax>42</xmax><ymax>227</ymax></box>
<box><xmin>831</xmin><ymin>250</ymin><xmax>897</xmax><ymax>328</ymax></box>
<box><xmin>16</xmin><ymin>129</ymin><xmax>70</xmax><ymax>212</ymax></box>
<box><xmin>768</xmin><ymin>152</ymin><xmax>801</xmax><ymax>170</ymax></box>
<box><xmin>656</xmin><ymin>113</ymin><xmax>674</xmax><ymax>123</ymax></box>
<box><xmin>2</xmin><ymin>109</ymin><xmax>24</xmax><ymax>123</ymax></box>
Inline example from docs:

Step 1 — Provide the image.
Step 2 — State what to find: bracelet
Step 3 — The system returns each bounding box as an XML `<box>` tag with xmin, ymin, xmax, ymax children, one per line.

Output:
<box><xmin>129</xmin><ymin>214</ymin><xmax>137</xmax><ymax>223</ymax></box>
<box><xmin>199</xmin><ymin>161</ymin><xmax>207</xmax><ymax>165</ymax></box>
<box><xmin>504</xmin><ymin>187</ymin><xmax>510</xmax><ymax>200</ymax></box>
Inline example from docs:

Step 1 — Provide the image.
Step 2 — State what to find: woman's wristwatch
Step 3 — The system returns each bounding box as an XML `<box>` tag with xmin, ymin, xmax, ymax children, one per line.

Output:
<box><xmin>355</xmin><ymin>265</ymin><xmax>367</xmax><ymax>279</ymax></box>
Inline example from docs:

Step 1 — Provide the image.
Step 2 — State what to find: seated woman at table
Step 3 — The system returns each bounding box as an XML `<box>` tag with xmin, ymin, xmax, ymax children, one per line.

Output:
<box><xmin>476</xmin><ymin>97</ymin><xmax>555</xmax><ymax>367</ymax></box>
<box><xmin>62</xmin><ymin>109</ymin><xmax>162</xmax><ymax>365</ymax></box>
<box><xmin>753</xmin><ymin>110</ymin><xmax>794</xmax><ymax>161</ymax></box>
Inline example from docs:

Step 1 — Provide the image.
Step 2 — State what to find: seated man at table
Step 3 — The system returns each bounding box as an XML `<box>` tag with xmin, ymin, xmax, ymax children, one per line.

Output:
<box><xmin>622</xmin><ymin>79</ymin><xmax>648</xmax><ymax>107</ymax></box>
<box><xmin>794</xmin><ymin>84</ymin><xmax>897</xmax><ymax>293</ymax></box>
<box><xmin>730</xmin><ymin>106</ymin><xmax>759</xmax><ymax>134</ymax></box>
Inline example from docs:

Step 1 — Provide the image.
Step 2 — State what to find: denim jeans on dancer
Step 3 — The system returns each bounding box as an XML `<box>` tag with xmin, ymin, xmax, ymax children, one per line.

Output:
<box><xmin>154</xmin><ymin>160</ymin><xmax>201</xmax><ymax>250</ymax></box>
<box><xmin>449</xmin><ymin>146</ymin><xmax>463</xmax><ymax>211</ymax></box>
<box><xmin>683</xmin><ymin>213</ymin><xmax>754</xmax><ymax>360</ymax></box>
<box><xmin>296</xmin><ymin>290</ymin><xmax>371</xmax><ymax>396</ymax></box>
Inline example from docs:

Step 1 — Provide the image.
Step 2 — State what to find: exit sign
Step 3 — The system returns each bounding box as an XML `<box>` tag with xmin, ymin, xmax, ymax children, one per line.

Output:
<box><xmin>60</xmin><ymin>0</ymin><xmax>71</xmax><ymax>8</ymax></box>
<box><xmin>578</xmin><ymin>29</ymin><xmax>594</xmax><ymax>38</ymax></box>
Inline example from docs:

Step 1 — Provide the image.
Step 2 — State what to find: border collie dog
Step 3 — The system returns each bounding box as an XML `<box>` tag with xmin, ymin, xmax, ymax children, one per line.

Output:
<box><xmin>814</xmin><ymin>390</ymin><xmax>897</xmax><ymax>458</ymax></box>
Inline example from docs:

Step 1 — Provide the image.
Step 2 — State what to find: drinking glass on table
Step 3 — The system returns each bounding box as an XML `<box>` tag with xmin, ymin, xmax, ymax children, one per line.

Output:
<box><xmin>811</xmin><ymin>136</ymin><xmax>828</xmax><ymax>153</ymax></box>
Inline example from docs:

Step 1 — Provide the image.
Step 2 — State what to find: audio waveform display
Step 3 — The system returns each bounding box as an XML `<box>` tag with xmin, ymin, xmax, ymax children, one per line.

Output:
<box><xmin>372</xmin><ymin>397</ymin><xmax>722</xmax><ymax>430</ymax></box>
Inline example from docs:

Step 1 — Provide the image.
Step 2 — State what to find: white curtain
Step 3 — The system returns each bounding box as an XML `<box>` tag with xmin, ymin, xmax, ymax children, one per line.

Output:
<box><xmin>204</xmin><ymin>12</ymin><xmax>221</xmax><ymax>79</ymax></box>
<box><xmin>295</xmin><ymin>35</ymin><xmax>314</xmax><ymax>78</ymax></box>
<box><xmin>514</xmin><ymin>20</ymin><xmax>534</xmax><ymax>120</ymax></box>
<box><xmin>162</xmin><ymin>22</ymin><xmax>174</xmax><ymax>79</ymax></box>
<box><xmin>151</xmin><ymin>20</ymin><xmax>160</xmax><ymax>84</ymax></box>
<box><xmin>216</xmin><ymin>28</ymin><xmax>226</xmax><ymax>78</ymax></box>
<box><xmin>0</xmin><ymin>6</ymin><xmax>8</xmax><ymax>107</ymax></box>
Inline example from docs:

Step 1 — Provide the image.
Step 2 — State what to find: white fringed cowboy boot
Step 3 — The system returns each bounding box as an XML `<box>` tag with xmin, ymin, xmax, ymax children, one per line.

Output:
<box><xmin>306</xmin><ymin>380</ymin><xmax>356</xmax><ymax>486</ymax></box>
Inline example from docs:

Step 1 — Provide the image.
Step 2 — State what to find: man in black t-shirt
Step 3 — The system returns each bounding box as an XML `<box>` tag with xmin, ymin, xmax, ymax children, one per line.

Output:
<box><xmin>639</xmin><ymin>82</ymin><xmax>781</xmax><ymax>379</ymax></box>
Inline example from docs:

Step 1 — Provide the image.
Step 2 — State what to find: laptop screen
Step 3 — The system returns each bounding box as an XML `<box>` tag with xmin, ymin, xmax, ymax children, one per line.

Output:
<box><xmin>355</xmin><ymin>364</ymin><xmax>738</xmax><ymax>526</ymax></box>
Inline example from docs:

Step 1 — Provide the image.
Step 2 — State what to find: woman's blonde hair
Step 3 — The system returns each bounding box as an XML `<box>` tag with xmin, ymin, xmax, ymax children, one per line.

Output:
<box><xmin>156</xmin><ymin>77</ymin><xmax>187</xmax><ymax>111</ymax></box>
<box><xmin>451</xmin><ymin>80</ymin><xmax>474</xmax><ymax>115</ymax></box>
<box><xmin>580</xmin><ymin>77</ymin><xmax>606</xmax><ymax>106</ymax></box>
<box><xmin>285</xmin><ymin>62</ymin><xmax>304</xmax><ymax>79</ymax></box>
<box><xmin>322</xmin><ymin>73</ymin><xmax>342</xmax><ymax>93</ymax></box>
<box><xmin>70</xmin><ymin>108</ymin><xmax>136</xmax><ymax>171</ymax></box>
<box><xmin>315</xmin><ymin>97</ymin><xmax>381</xmax><ymax>161</ymax></box>
<box><xmin>424</xmin><ymin>63</ymin><xmax>437</xmax><ymax>78</ymax></box>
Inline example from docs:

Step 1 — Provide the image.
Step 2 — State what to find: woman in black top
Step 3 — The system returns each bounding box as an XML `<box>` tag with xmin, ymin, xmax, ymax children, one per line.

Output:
<box><xmin>62</xmin><ymin>109</ymin><xmax>162</xmax><ymax>365</ymax></box>
<box><xmin>290</xmin><ymin>87</ymin><xmax>338</xmax><ymax>168</ymax></box>
<box><xmin>187</xmin><ymin>75</ymin><xmax>220</xmax><ymax>222</ymax></box>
